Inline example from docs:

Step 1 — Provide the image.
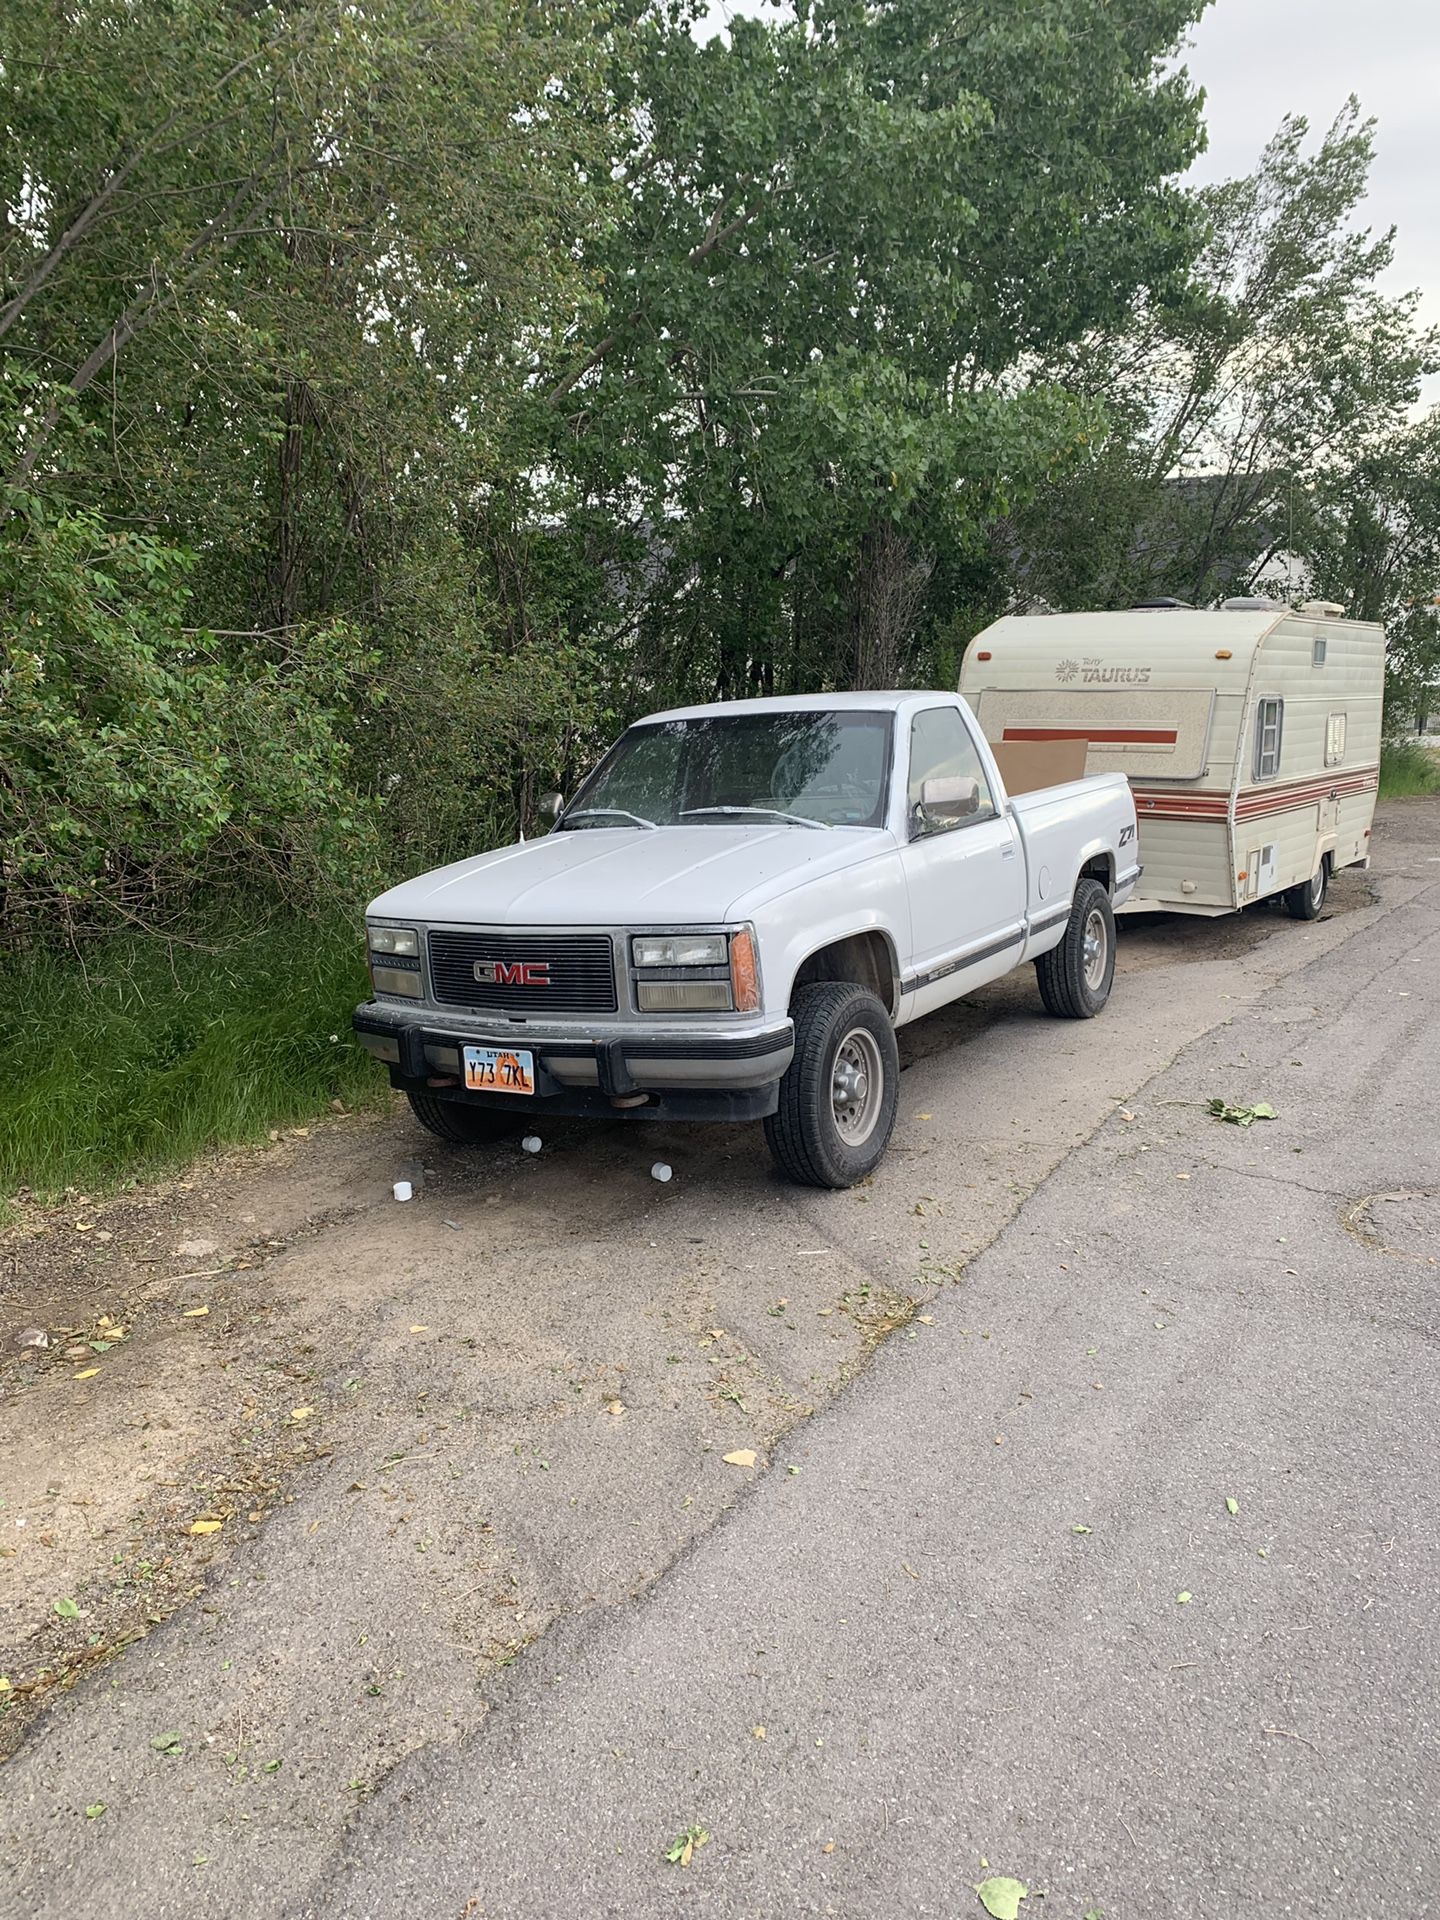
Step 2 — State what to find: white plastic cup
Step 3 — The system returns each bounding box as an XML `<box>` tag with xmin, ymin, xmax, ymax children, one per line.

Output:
<box><xmin>650</xmin><ymin>1162</ymin><xmax>673</xmax><ymax>1183</ymax></box>
<box><xmin>393</xmin><ymin>1180</ymin><xmax>413</xmax><ymax>1203</ymax></box>
<box><xmin>521</xmin><ymin>1135</ymin><xmax>543</xmax><ymax>1155</ymax></box>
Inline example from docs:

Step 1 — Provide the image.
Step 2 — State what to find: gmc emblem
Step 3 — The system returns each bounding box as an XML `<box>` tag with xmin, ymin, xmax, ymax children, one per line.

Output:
<box><xmin>473</xmin><ymin>959</ymin><xmax>551</xmax><ymax>987</ymax></box>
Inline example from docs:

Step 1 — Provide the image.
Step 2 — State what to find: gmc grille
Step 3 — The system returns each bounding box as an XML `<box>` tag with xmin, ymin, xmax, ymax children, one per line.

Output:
<box><xmin>427</xmin><ymin>931</ymin><xmax>618</xmax><ymax>1014</ymax></box>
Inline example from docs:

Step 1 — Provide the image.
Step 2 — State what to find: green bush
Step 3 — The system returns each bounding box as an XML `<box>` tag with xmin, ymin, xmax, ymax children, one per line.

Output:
<box><xmin>1379</xmin><ymin>738</ymin><xmax>1440</xmax><ymax>798</ymax></box>
<box><xmin>0</xmin><ymin>501</ymin><xmax>379</xmax><ymax>943</ymax></box>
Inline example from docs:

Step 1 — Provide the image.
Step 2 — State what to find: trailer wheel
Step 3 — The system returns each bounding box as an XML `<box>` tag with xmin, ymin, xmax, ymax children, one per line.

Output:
<box><xmin>764</xmin><ymin>983</ymin><xmax>899</xmax><ymax>1189</ymax></box>
<box><xmin>1284</xmin><ymin>856</ymin><xmax>1329</xmax><ymax>920</ymax></box>
<box><xmin>1035</xmin><ymin>878</ymin><xmax>1116</xmax><ymax>1019</ymax></box>
<box><xmin>406</xmin><ymin>1090</ymin><xmax>514</xmax><ymax>1145</ymax></box>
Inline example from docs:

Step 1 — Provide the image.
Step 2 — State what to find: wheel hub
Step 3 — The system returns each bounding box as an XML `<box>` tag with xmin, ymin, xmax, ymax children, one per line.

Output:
<box><xmin>831</xmin><ymin>1027</ymin><xmax>884</xmax><ymax>1147</ymax></box>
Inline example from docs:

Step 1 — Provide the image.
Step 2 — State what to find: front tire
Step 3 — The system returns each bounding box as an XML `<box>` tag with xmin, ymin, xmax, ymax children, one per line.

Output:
<box><xmin>1035</xmin><ymin>878</ymin><xmax>1116</xmax><ymax>1019</ymax></box>
<box><xmin>764</xmin><ymin>983</ymin><xmax>900</xmax><ymax>1189</ymax></box>
<box><xmin>1285</xmin><ymin>857</ymin><xmax>1329</xmax><ymax>920</ymax></box>
<box><xmin>406</xmin><ymin>1090</ymin><xmax>514</xmax><ymax>1145</ymax></box>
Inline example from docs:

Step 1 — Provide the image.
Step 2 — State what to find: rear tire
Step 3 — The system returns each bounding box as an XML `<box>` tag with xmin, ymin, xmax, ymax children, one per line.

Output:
<box><xmin>1035</xmin><ymin>878</ymin><xmax>1116</xmax><ymax>1019</ymax></box>
<box><xmin>1284</xmin><ymin>857</ymin><xmax>1329</xmax><ymax>920</ymax></box>
<box><xmin>406</xmin><ymin>1090</ymin><xmax>514</xmax><ymax>1145</ymax></box>
<box><xmin>764</xmin><ymin>983</ymin><xmax>899</xmax><ymax>1189</ymax></box>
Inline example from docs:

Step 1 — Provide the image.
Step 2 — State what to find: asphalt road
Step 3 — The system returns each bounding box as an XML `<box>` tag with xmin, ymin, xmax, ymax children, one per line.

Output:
<box><xmin>4</xmin><ymin>802</ymin><xmax>1438</xmax><ymax>1920</ymax></box>
<box><xmin>320</xmin><ymin>819</ymin><xmax>1440</xmax><ymax>1918</ymax></box>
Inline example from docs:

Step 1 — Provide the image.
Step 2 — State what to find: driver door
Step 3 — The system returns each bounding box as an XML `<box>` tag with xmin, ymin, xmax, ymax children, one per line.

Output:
<box><xmin>899</xmin><ymin>706</ymin><xmax>1026</xmax><ymax>1018</ymax></box>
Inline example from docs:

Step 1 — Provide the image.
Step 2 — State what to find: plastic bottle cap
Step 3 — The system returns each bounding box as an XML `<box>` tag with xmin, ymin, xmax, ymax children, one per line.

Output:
<box><xmin>651</xmin><ymin>1162</ymin><xmax>673</xmax><ymax>1182</ymax></box>
<box><xmin>392</xmin><ymin>1180</ymin><xmax>413</xmax><ymax>1202</ymax></box>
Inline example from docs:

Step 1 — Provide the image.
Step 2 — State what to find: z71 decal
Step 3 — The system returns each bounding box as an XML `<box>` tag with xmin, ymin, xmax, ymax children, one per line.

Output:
<box><xmin>1119</xmin><ymin>824</ymin><xmax>1137</xmax><ymax>847</ymax></box>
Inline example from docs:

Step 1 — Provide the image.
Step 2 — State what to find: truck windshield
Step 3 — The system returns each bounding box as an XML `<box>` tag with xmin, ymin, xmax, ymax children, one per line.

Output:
<box><xmin>563</xmin><ymin>711</ymin><xmax>892</xmax><ymax>830</ymax></box>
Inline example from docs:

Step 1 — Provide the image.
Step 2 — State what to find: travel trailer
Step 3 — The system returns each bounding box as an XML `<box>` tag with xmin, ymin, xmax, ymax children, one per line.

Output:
<box><xmin>959</xmin><ymin>601</ymin><xmax>1384</xmax><ymax>918</ymax></box>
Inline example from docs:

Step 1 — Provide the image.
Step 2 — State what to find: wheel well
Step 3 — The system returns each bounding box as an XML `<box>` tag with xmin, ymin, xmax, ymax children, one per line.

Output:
<box><xmin>791</xmin><ymin>932</ymin><xmax>898</xmax><ymax>1018</ymax></box>
<box><xmin>1079</xmin><ymin>852</ymin><xmax>1115</xmax><ymax>894</ymax></box>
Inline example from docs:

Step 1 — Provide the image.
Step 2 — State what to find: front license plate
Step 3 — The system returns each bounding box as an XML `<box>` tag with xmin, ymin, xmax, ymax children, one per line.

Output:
<box><xmin>462</xmin><ymin>1045</ymin><xmax>535</xmax><ymax>1095</ymax></box>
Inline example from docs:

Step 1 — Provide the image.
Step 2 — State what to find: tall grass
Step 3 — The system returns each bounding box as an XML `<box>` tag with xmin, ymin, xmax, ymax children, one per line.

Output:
<box><xmin>0</xmin><ymin>917</ymin><xmax>383</xmax><ymax>1210</ymax></box>
<box><xmin>1379</xmin><ymin>737</ymin><xmax>1440</xmax><ymax>798</ymax></box>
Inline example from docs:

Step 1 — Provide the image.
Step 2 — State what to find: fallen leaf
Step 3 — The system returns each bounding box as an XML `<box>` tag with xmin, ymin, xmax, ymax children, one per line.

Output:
<box><xmin>917</xmin><ymin>1112</ymin><xmax>932</xmax><ymax>1120</ymax></box>
<box><xmin>264</xmin><ymin>1758</ymin><xmax>283</xmax><ymax>1773</ymax></box>
<box><xmin>150</xmin><ymin>1731</ymin><xmax>184</xmax><ymax>1756</ymax></box>
<box><xmin>1225</xmin><ymin>1496</ymin><xmax>1240</xmax><ymax>1516</ymax></box>
<box><xmin>976</xmin><ymin>1875</ymin><xmax>1029</xmax><ymax>1919</ymax></box>
<box><xmin>189</xmin><ymin>1519</ymin><xmax>223</xmax><ymax>1536</ymax></box>
<box><xmin>290</xmin><ymin>1407</ymin><xmax>314</xmax><ymax>1422</ymax></box>
<box><xmin>408</xmin><ymin>1325</ymin><xmax>429</xmax><ymax>1334</ymax></box>
<box><xmin>74</xmin><ymin>1221</ymin><xmax>94</xmax><ymax>1233</ymax></box>
<box><xmin>605</xmin><ymin>1400</ymin><xmax>625</xmax><ymax>1417</ymax></box>
<box><xmin>664</xmin><ymin>1824</ymin><xmax>709</xmax><ymax>1867</ymax></box>
<box><xmin>1207</xmin><ymin>1098</ymin><xmax>1277</xmax><ymax>1127</ymax></box>
<box><xmin>917</xmin><ymin>1314</ymin><xmax>935</xmax><ymax>1324</ymax></box>
<box><xmin>752</xmin><ymin>1725</ymin><xmax>766</xmax><ymax>1740</ymax></box>
<box><xmin>181</xmin><ymin>1306</ymin><xmax>210</xmax><ymax>1318</ymax></box>
<box><xmin>85</xmin><ymin>1803</ymin><xmax>106</xmax><ymax>1819</ymax></box>
<box><xmin>53</xmin><ymin>1597</ymin><xmax>81</xmax><ymax>1620</ymax></box>
<box><xmin>822</xmin><ymin>1841</ymin><xmax>835</xmax><ymax>1854</ymax></box>
<box><xmin>74</xmin><ymin>1368</ymin><xmax>100</xmax><ymax>1380</ymax></box>
<box><xmin>1176</xmin><ymin>1591</ymin><xmax>1193</xmax><ymax>1605</ymax></box>
<box><xmin>722</xmin><ymin>1450</ymin><xmax>757</xmax><ymax>1468</ymax></box>
<box><xmin>1071</xmin><ymin>1524</ymin><xmax>1092</xmax><ymax>1535</ymax></box>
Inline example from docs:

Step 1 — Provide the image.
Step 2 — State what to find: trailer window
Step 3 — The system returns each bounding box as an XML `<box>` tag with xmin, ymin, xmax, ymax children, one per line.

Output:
<box><xmin>1325</xmin><ymin>712</ymin><xmax>1347</xmax><ymax>766</ymax></box>
<box><xmin>1254</xmin><ymin>698</ymin><xmax>1284</xmax><ymax>780</ymax></box>
<box><xmin>1312</xmin><ymin>637</ymin><xmax>1327</xmax><ymax>667</ymax></box>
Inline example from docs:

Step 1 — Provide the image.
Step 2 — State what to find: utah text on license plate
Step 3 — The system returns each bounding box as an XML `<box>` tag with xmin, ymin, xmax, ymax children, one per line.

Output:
<box><xmin>462</xmin><ymin>1045</ymin><xmax>535</xmax><ymax>1095</ymax></box>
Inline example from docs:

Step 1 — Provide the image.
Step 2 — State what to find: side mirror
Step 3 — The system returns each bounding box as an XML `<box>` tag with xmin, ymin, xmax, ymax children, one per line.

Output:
<box><xmin>919</xmin><ymin>775</ymin><xmax>980</xmax><ymax>822</ymax></box>
<box><xmin>537</xmin><ymin>791</ymin><xmax>565</xmax><ymax>828</ymax></box>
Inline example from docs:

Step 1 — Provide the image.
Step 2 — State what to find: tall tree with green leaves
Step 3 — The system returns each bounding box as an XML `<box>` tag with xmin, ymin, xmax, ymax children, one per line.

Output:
<box><xmin>1011</xmin><ymin>100</ymin><xmax>1438</xmax><ymax>614</ymax></box>
<box><xmin>542</xmin><ymin>0</ymin><xmax>1209</xmax><ymax>704</ymax></box>
<box><xmin>1299</xmin><ymin>412</ymin><xmax>1440</xmax><ymax>728</ymax></box>
<box><xmin>2</xmin><ymin>0</ymin><xmax>631</xmax><ymax>928</ymax></box>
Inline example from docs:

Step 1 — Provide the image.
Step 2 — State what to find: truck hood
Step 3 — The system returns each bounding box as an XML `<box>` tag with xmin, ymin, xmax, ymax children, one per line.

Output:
<box><xmin>368</xmin><ymin>825</ymin><xmax>887</xmax><ymax>927</ymax></box>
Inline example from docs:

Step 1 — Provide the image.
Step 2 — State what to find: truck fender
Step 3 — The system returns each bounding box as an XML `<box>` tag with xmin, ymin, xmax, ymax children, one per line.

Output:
<box><xmin>777</xmin><ymin>923</ymin><xmax>903</xmax><ymax>1021</ymax></box>
<box><xmin>1070</xmin><ymin>837</ymin><xmax>1117</xmax><ymax>896</ymax></box>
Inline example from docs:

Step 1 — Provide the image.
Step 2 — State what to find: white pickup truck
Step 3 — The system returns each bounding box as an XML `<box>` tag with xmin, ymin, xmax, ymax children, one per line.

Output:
<box><xmin>354</xmin><ymin>692</ymin><xmax>1139</xmax><ymax>1187</ymax></box>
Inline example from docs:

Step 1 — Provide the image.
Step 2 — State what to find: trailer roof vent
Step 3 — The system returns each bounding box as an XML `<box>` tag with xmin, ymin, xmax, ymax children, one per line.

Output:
<box><xmin>1130</xmin><ymin>597</ymin><xmax>1194</xmax><ymax>610</ymax></box>
<box><xmin>1220</xmin><ymin>596</ymin><xmax>1280</xmax><ymax>611</ymax></box>
<box><xmin>1297</xmin><ymin>599</ymin><xmax>1345</xmax><ymax>619</ymax></box>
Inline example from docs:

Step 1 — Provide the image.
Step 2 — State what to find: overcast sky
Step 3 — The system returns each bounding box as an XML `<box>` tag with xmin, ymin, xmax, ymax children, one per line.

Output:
<box><xmin>700</xmin><ymin>0</ymin><xmax>1440</xmax><ymax>368</ymax></box>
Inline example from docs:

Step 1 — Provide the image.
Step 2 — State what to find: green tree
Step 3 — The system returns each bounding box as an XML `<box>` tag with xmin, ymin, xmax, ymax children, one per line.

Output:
<box><xmin>543</xmin><ymin>0</ymin><xmax>1208</xmax><ymax>704</ymax></box>
<box><xmin>1300</xmin><ymin>412</ymin><xmax>1440</xmax><ymax>729</ymax></box>
<box><xmin>1012</xmin><ymin>101</ymin><xmax>1438</xmax><ymax>612</ymax></box>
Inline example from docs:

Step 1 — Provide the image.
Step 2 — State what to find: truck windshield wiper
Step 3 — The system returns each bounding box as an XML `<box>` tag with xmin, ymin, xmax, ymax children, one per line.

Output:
<box><xmin>679</xmin><ymin>806</ymin><xmax>829</xmax><ymax>830</ymax></box>
<box><xmin>559</xmin><ymin>808</ymin><xmax>658</xmax><ymax>831</ymax></box>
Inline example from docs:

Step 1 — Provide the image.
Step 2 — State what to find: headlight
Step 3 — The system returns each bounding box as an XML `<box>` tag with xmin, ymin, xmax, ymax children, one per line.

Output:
<box><xmin>368</xmin><ymin>925</ymin><xmax>419</xmax><ymax>957</ymax></box>
<box><xmin>636</xmin><ymin>980</ymin><xmax>734</xmax><ymax>1012</ymax></box>
<box><xmin>370</xmin><ymin>965</ymin><xmax>422</xmax><ymax>998</ymax></box>
<box><xmin>631</xmin><ymin>933</ymin><xmax>728</xmax><ymax>968</ymax></box>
